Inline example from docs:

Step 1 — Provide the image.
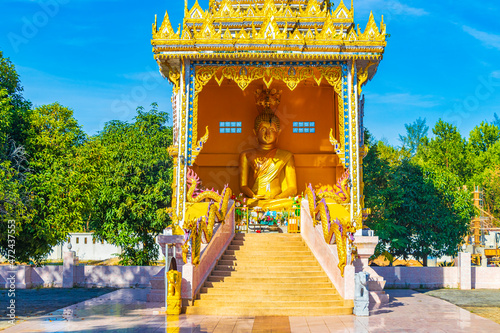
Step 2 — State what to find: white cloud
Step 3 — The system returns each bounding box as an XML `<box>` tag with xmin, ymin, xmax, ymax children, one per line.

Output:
<box><xmin>462</xmin><ymin>25</ymin><xmax>500</xmax><ymax>51</ymax></box>
<box><xmin>366</xmin><ymin>93</ymin><xmax>440</xmax><ymax>108</ymax></box>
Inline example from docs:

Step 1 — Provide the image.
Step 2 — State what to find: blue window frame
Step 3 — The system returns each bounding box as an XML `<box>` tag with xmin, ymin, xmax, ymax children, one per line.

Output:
<box><xmin>219</xmin><ymin>121</ymin><xmax>242</xmax><ymax>134</ymax></box>
<box><xmin>293</xmin><ymin>121</ymin><xmax>315</xmax><ymax>134</ymax></box>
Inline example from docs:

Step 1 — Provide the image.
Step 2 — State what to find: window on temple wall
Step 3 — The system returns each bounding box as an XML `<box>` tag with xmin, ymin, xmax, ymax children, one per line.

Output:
<box><xmin>84</xmin><ymin>237</ymin><xmax>87</xmax><ymax>244</ymax></box>
<box><xmin>293</xmin><ymin>122</ymin><xmax>316</xmax><ymax>133</ymax></box>
<box><xmin>219</xmin><ymin>121</ymin><xmax>242</xmax><ymax>133</ymax></box>
<box><xmin>76</xmin><ymin>237</ymin><xmax>79</xmax><ymax>244</ymax></box>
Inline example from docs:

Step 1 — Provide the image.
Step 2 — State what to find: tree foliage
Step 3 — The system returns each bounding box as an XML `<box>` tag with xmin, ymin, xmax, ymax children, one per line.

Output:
<box><xmin>89</xmin><ymin>104</ymin><xmax>173</xmax><ymax>265</ymax></box>
<box><xmin>0</xmin><ymin>53</ymin><xmax>174</xmax><ymax>265</ymax></box>
<box><xmin>364</xmin><ymin>138</ymin><xmax>474</xmax><ymax>266</ymax></box>
<box><xmin>482</xmin><ymin>167</ymin><xmax>500</xmax><ymax>219</ymax></box>
<box><xmin>399</xmin><ymin>117</ymin><xmax>428</xmax><ymax>156</ymax></box>
<box><xmin>493</xmin><ymin>113</ymin><xmax>500</xmax><ymax>128</ymax></box>
<box><xmin>419</xmin><ymin>120</ymin><xmax>468</xmax><ymax>181</ymax></box>
<box><xmin>0</xmin><ymin>54</ymin><xmax>34</xmax><ymax>262</ymax></box>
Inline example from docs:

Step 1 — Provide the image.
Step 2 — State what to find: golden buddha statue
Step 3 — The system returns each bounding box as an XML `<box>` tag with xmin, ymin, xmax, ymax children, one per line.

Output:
<box><xmin>239</xmin><ymin>89</ymin><xmax>297</xmax><ymax>210</ymax></box>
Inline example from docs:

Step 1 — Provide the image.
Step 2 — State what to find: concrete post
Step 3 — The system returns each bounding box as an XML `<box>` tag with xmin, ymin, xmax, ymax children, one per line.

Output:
<box><xmin>458</xmin><ymin>252</ymin><xmax>471</xmax><ymax>290</ymax></box>
<box><xmin>62</xmin><ymin>251</ymin><xmax>78</xmax><ymax>288</ymax></box>
<box><xmin>353</xmin><ymin>231</ymin><xmax>389</xmax><ymax>304</ymax></box>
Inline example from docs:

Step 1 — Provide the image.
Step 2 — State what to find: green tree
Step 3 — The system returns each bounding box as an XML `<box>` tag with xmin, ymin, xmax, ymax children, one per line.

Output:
<box><xmin>493</xmin><ymin>113</ymin><xmax>500</xmax><ymax>128</ymax></box>
<box><xmin>6</xmin><ymin>103</ymin><xmax>88</xmax><ymax>263</ymax></box>
<box><xmin>363</xmin><ymin>141</ymin><xmax>409</xmax><ymax>261</ymax></box>
<box><xmin>89</xmin><ymin>104</ymin><xmax>173</xmax><ymax>265</ymax></box>
<box><xmin>467</xmin><ymin>122</ymin><xmax>500</xmax><ymax>156</ymax></box>
<box><xmin>0</xmin><ymin>52</ymin><xmax>31</xmax><ymax>146</ymax></box>
<box><xmin>364</xmin><ymin>137</ymin><xmax>474</xmax><ymax>266</ymax></box>
<box><xmin>0</xmin><ymin>89</ymin><xmax>12</xmax><ymax>155</ymax></box>
<box><xmin>399</xmin><ymin>117</ymin><xmax>429</xmax><ymax>156</ymax></box>
<box><xmin>419</xmin><ymin>120</ymin><xmax>468</xmax><ymax>182</ymax></box>
<box><xmin>467</xmin><ymin>123</ymin><xmax>500</xmax><ymax>190</ymax></box>
<box><xmin>482</xmin><ymin>167</ymin><xmax>500</xmax><ymax>219</ymax></box>
<box><xmin>0</xmin><ymin>53</ymin><xmax>34</xmax><ymax>262</ymax></box>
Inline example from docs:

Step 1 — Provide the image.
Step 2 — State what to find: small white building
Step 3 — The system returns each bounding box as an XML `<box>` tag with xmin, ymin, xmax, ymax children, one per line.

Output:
<box><xmin>47</xmin><ymin>233</ymin><xmax>122</xmax><ymax>261</ymax></box>
<box><xmin>45</xmin><ymin>232</ymin><xmax>165</xmax><ymax>261</ymax></box>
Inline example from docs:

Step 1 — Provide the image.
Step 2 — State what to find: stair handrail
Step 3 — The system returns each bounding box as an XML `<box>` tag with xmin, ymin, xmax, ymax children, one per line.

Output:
<box><xmin>190</xmin><ymin>202</ymin><xmax>236</xmax><ymax>301</ymax></box>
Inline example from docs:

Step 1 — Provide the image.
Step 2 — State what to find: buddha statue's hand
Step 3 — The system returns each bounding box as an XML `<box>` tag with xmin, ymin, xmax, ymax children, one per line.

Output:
<box><xmin>253</xmin><ymin>194</ymin><xmax>267</xmax><ymax>200</ymax></box>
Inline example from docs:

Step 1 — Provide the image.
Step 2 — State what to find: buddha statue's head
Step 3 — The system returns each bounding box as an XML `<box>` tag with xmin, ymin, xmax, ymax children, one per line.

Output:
<box><xmin>254</xmin><ymin>89</ymin><xmax>282</xmax><ymax>147</ymax></box>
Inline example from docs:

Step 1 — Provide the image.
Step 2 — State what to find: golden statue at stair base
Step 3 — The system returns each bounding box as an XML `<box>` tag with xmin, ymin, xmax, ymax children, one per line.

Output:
<box><xmin>166</xmin><ymin>259</ymin><xmax>182</xmax><ymax>315</ymax></box>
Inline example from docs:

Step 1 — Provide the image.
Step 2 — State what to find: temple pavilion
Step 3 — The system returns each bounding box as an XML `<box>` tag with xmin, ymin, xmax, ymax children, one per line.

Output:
<box><xmin>150</xmin><ymin>0</ymin><xmax>389</xmax><ymax>315</ymax></box>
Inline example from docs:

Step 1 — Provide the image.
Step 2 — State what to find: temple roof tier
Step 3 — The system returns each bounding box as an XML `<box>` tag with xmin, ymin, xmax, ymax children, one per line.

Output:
<box><xmin>152</xmin><ymin>0</ymin><xmax>387</xmax><ymax>82</ymax></box>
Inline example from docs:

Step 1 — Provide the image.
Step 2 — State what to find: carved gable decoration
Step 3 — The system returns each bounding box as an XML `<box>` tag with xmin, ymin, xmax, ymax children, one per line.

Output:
<box><xmin>305</xmin><ymin>0</ymin><xmax>321</xmax><ymax>17</ymax></box>
<box><xmin>154</xmin><ymin>11</ymin><xmax>175</xmax><ymax>39</ymax></box>
<box><xmin>182</xmin><ymin>26</ymin><xmax>193</xmax><ymax>40</ymax></box>
<box><xmin>332</xmin><ymin>0</ymin><xmax>353</xmax><ymax>22</ymax></box>
<box><xmin>189</xmin><ymin>1</ymin><xmax>205</xmax><ymax>20</ymax></box>
<box><xmin>359</xmin><ymin>12</ymin><xmax>385</xmax><ymax>41</ymax></box>
<box><xmin>291</xmin><ymin>29</ymin><xmax>303</xmax><ymax>40</ymax></box>
<box><xmin>223</xmin><ymin>28</ymin><xmax>233</xmax><ymax>40</ymax></box>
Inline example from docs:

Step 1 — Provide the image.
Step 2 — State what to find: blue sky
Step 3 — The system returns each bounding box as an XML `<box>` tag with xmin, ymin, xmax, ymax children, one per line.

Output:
<box><xmin>0</xmin><ymin>0</ymin><xmax>499</xmax><ymax>144</ymax></box>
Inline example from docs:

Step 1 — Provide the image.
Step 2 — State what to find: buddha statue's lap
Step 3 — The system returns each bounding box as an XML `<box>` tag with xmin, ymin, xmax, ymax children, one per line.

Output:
<box><xmin>246</xmin><ymin>198</ymin><xmax>295</xmax><ymax>210</ymax></box>
<box><xmin>239</xmin><ymin>89</ymin><xmax>297</xmax><ymax>211</ymax></box>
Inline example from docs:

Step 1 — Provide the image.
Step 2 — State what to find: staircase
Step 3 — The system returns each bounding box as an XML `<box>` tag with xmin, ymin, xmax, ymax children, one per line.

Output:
<box><xmin>186</xmin><ymin>233</ymin><xmax>353</xmax><ymax>316</ymax></box>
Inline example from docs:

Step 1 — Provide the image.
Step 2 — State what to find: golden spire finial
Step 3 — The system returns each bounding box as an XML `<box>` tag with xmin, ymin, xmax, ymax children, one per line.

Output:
<box><xmin>185</xmin><ymin>0</ymin><xmax>188</xmax><ymax>16</ymax></box>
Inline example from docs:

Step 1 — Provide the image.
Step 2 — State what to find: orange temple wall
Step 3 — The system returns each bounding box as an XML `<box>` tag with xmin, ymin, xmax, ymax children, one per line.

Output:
<box><xmin>193</xmin><ymin>79</ymin><xmax>344</xmax><ymax>195</ymax></box>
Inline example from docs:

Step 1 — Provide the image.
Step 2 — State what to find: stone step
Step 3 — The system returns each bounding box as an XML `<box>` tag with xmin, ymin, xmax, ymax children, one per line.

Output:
<box><xmin>223</xmin><ymin>250</ymin><xmax>312</xmax><ymax>256</ymax></box>
<box><xmin>199</xmin><ymin>286</ymin><xmax>338</xmax><ymax>296</ymax></box>
<box><xmin>220</xmin><ymin>253</ymin><xmax>313</xmax><ymax>261</ymax></box>
<box><xmin>231</xmin><ymin>239</ymin><xmax>304</xmax><ymax>244</ymax></box>
<box><xmin>203</xmin><ymin>280</ymin><xmax>334</xmax><ymax>289</ymax></box>
<box><xmin>214</xmin><ymin>264</ymin><xmax>321</xmax><ymax>272</ymax></box>
<box><xmin>217</xmin><ymin>259</ymin><xmax>319</xmax><ymax>266</ymax></box>
<box><xmin>234</xmin><ymin>234</ymin><xmax>302</xmax><ymax>238</ymax></box>
<box><xmin>370</xmin><ymin>291</ymin><xmax>390</xmax><ymax>304</ymax></box>
<box><xmin>231</xmin><ymin>236</ymin><xmax>304</xmax><ymax>241</ymax></box>
<box><xmin>186</xmin><ymin>306</ymin><xmax>353</xmax><ymax>316</ymax></box>
<box><xmin>198</xmin><ymin>294</ymin><xmax>342</xmax><ymax>302</ymax></box>
<box><xmin>193</xmin><ymin>299</ymin><xmax>346</xmax><ymax>308</ymax></box>
<box><xmin>227</xmin><ymin>244</ymin><xmax>306</xmax><ymax>251</ymax></box>
<box><xmin>210</xmin><ymin>270</ymin><xmax>324</xmax><ymax>278</ymax></box>
<box><xmin>206</xmin><ymin>275</ymin><xmax>330</xmax><ymax>283</ymax></box>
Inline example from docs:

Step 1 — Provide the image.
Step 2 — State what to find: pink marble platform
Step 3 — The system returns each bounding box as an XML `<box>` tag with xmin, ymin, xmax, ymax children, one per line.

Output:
<box><xmin>3</xmin><ymin>288</ymin><xmax>500</xmax><ymax>332</ymax></box>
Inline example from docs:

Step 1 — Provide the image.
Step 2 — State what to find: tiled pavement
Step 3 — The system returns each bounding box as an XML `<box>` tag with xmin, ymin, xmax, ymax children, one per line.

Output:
<box><xmin>3</xmin><ymin>288</ymin><xmax>500</xmax><ymax>332</ymax></box>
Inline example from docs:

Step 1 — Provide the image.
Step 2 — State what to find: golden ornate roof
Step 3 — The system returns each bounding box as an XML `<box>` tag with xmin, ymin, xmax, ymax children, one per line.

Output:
<box><xmin>152</xmin><ymin>0</ymin><xmax>387</xmax><ymax>62</ymax></box>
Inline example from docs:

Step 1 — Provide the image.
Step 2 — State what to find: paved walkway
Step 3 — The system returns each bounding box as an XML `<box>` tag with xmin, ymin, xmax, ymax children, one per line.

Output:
<box><xmin>3</xmin><ymin>288</ymin><xmax>500</xmax><ymax>332</ymax></box>
<box><xmin>0</xmin><ymin>287</ymin><xmax>117</xmax><ymax>326</ymax></box>
<box><xmin>422</xmin><ymin>289</ymin><xmax>500</xmax><ymax>325</ymax></box>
